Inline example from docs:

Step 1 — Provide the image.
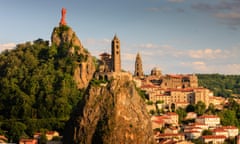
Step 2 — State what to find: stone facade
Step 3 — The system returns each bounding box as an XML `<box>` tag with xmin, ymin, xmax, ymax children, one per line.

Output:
<box><xmin>134</xmin><ymin>53</ymin><xmax>144</xmax><ymax>78</ymax></box>
<box><xmin>140</xmin><ymin>72</ymin><xmax>212</xmax><ymax>109</ymax></box>
<box><xmin>161</xmin><ymin>74</ymin><xmax>198</xmax><ymax>89</ymax></box>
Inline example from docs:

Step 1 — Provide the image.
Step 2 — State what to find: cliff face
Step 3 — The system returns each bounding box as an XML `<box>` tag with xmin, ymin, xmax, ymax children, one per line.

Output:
<box><xmin>63</xmin><ymin>73</ymin><xmax>155</xmax><ymax>144</ymax></box>
<box><xmin>51</xmin><ymin>26</ymin><xmax>95</xmax><ymax>89</ymax></box>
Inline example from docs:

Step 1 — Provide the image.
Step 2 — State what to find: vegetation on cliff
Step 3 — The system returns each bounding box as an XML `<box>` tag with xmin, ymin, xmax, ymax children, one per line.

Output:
<box><xmin>0</xmin><ymin>24</ymin><xmax>96</xmax><ymax>142</ymax></box>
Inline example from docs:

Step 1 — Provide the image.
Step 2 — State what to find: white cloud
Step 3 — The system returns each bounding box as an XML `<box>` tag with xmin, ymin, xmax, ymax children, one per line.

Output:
<box><xmin>83</xmin><ymin>38</ymin><xmax>112</xmax><ymax>58</ymax></box>
<box><xmin>192</xmin><ymin>1</ymin><xmax>240</xmax><ymax>28</ymax></box>
<box><xmin>0</xmin><ymin>43</ymin><xmax>16</xmax><ymax>52</ymax></box>
<box><xmin>216</xmin><ymin>12</ymin><xmax>240</xmax><ymax>19</ymax></box>
<box><xmin>122</xmin><ymin>53</ymin><xmax>136</xmax><ymax>61</ymax></box>
<box><xmin>181</xmin><ymin>61</ymin><xmax>208</xmax><ymax>73</ymax></box>
<box><xmin>139</xmin><ymin>43</ymin><xmax>158</xmax><ymax>49</ymax></box>
<box><xmin>84</xmin><ymin>38</ymin><xmax>111</xmax><ymax>47</ymax></box>
<box><xmin>180</xmin><ymin>61</ymin><xmax>240</xmax><ymax>74</ymax></box>
<box><xmin>188</xmin><ymin>48</ymin><xmax>224</xmax><ymax>59</ymax></box>
<box><xmin>224</xmin><ymin>64</ymin><xmax>240</xmax><ymax>74</ymax></box>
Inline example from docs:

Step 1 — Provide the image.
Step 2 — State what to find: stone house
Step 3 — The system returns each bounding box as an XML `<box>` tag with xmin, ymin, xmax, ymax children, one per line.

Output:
<box><xmin>195</xmin><ymin>115</ymin><xmax>220</xmax><ymax>128</ymax></box>
<box><xmin>201</xmin><ymin>135</ymin><xmax>226</xmax><ymax>144</ymax></box>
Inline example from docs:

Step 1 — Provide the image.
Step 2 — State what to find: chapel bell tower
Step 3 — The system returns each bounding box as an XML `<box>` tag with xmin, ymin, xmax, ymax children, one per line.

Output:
<box><xmin>111</xmin><ymin>35</ymin><xmax>121</xmax><ymax>72</ymax></box>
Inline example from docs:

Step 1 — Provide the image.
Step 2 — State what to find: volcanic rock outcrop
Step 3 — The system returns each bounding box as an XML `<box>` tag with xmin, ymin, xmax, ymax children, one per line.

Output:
<box><xmin>51</xmin><ymin>25</ymin><xmax>95</xmax><ymax>89</ymax></box>
<box><xmin>63</xmin><ymin>73</ymin><xmax>155</xmax><ymax>144</ymax></box>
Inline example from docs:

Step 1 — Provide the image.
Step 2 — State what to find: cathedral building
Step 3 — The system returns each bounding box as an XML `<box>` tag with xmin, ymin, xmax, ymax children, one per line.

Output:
<box><xmin>136</xmin><ymin>59</ymin><xmax>213</xmax><ymax>110</ymax></box>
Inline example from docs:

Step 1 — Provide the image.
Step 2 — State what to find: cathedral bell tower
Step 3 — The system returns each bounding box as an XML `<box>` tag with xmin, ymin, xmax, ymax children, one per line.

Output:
<box><xmin>111</xmin><ymin>35</ymin><xmax>121</xmax><ymax>72</ymax></box>
<box><xmin>134</xmin><ymin>52</ymin><xmax>144</xmax><ymax>78</ymax></box>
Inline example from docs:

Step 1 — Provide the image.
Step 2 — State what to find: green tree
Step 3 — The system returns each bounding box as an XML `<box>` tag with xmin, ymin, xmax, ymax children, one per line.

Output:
<box><xmin>202</xmin><ymin>129</ymin><xmax>213</xmax><ymax>136</ymax></box>
<box><xmin>206</xmin><ymin>103</ymin><xmax>216</xmax><ymax>114</ymax></box>
<box><xmin>186</xmin><ymin>104</ymin><xmax>195</xmax><ymax>112</ymax></box>
<box><xmin>2</xmin><ymin>120</ymin><xmax>27</xmax><ymax>143</ymax></box>
<box><xmin>195</xmin><ymin>101</ymin><xmax>206</xmax><ymax>116</ymax></box>
<box><xmin>218</xmin><ymin>109</ymin><xmax>239</xmax><ymax>126</ymax></box>
<box><xmin>176</xmin><ymin>107</ymin><xmax>187</xmax><ymax>123</ymax></box>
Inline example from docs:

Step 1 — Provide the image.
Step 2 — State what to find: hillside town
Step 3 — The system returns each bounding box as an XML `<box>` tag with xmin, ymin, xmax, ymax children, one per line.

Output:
<box><xmin>1</xmin><ymin>7</ymin><xmax>240</xmax><ymax>144</ymax></box>
<box><xmin>131</xmin><ymin>53</ymin><xmax>240</xmax><ymax>143</ymax></box>
<box><xmin>96</xmin><ymin>33</ymin><xmax>240</xmax><ymax>143</ymax></box>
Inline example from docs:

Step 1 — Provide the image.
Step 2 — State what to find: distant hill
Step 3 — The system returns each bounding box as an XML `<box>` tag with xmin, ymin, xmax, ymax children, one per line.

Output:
<box><xmin>197</xmin><ymin>74</ymin><xmax>240</xmax><ymax>97</ymax></box>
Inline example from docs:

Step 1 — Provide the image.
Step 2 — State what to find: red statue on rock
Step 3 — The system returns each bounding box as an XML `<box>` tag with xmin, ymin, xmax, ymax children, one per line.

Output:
<box><xmin>60</xmin><ymin>8</ymin><xmax>67</xmax><ymax>26</ymax></box>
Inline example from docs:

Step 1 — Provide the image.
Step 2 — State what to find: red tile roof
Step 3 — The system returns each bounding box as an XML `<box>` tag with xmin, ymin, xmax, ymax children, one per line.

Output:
<box><xmin>166</xmin><ymin>112</ymin><xmax>178</xmax><ymax>116</ymax></box>
<box><xmin>213</xmin><ymin>128</ymin><xmax>227</xmax><ymax>132</ymax></box>
<box><xmin>202</xmin><ymin>135</ymin><xmax>226</xmax><ymax>139</ymax></box>
<box><xmin>198</xmin><ymin>115</ymin><xmax>219</xmax><ymax>119</ymax></box>
<box><xmin>222</xmin><ymin>126</ymin><xmax>238</xmax><ymax>129</ymax></box>
<box><xmin>158</xmin><ymin>133</ymin><xmax>184</xmax><ymax>137</ymax></box>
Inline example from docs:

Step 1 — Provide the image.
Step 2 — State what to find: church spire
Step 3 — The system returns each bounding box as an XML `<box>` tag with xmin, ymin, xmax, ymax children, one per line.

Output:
<box><xmin>134</xmin><ymin>52</ymin><xmax>144</xmax><ymax>78</ymax></box>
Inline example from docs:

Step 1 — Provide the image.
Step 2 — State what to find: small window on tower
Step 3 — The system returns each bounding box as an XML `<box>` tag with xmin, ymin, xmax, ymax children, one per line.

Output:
<box><xmin>116</xmin><ymin>45</ymin><xmax>119</xmax><ymax>49</ymax></box>
<box><xmin>116</xmin><ymin>51</ymin><xmax>119</xmax><ymax>54</ymax></box>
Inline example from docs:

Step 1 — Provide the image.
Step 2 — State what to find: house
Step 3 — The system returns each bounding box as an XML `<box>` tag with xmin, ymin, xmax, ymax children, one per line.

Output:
<box><xmin>158</xmin><ymin>139</ymin><xmax>193</xmax><ymax>144</ymax></box>
<box><xmin>164</xmin><ymin>126</ymin><xmax>179</xmax><ymax>134</ymax></box>
<box><xmin>0</xmin><ymin>135</ymin><xmax>8</xmax><ymax>143</ymax></box>
<box><xmin>213</xmin><ymin>128</ymin><xmax>228</xmax><ymax>138</ymax></box>
<box><xmin>165</xmin><ymin>112</ymin><xmax>179</xmax><ymax>125</ymax></box>
<box><xmin>185</xmin><ymin>130</ymin><xmax>201</xmax><ymax>140</ymax></box>
<box><xmin>19</xmin><ymin>138</ymin><xmax>38</xmax><ymax>144</ymax></box>
<box><xmin>196</xmin><ymin>115</ymin><xmax>220</xmax><ymax>128</ymax></box>
<box><xmin>222</xmin><ymin>126</ymin><xmax>239</xmax><ymax>138</ymax></box>
<box><xmin>151</xmin><ymin>114</ymin><xmax>178</xmax><ymax>129</ymax></box>
<box><xmin>185</xmin><ymin>112</ymin><xmax>197</xmax><ymax>120</ymax></box>
<box><xmin>152</xmin><ymin>119</ymin><xmax>165</xmax><ymax>129</ymax></box>
<box><xmin>156</xmin><ymin>133</ymin><xmax>185</xmax><ymax>141</ymax></box>
<box><xmin>201</xmin><ymin>135</ymin><xmax>226</xmax><ymax>144</ymax></box>
<box><xmin>185</xmin><ymin>123</ymin><xmax>208</xmax><ymax>130</ymax></box>
<box><xmin>46</xmin><ymin>131</ymin><xmax>59</xmax><ymax>141</ymax></box>
<box><xmin>184</xmin><ymin>126</ymin><xmax>202</xmax><ymax>133</ymax></box>
<box><xmin>33</xmin><ymin>132</ymin><xmax>41</xmax><ymax>139</ymax></box>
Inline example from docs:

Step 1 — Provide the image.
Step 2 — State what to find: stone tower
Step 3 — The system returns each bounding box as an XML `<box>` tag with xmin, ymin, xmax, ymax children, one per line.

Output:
<box><xmin>111</xmin><ymin>35</ymin><xmax>121</xmax><ymax>72</ymax></box>
<box><xmin>134</xmin><ymin>52</ymin><xmax>144</xmax><ymax>78</ymax></box>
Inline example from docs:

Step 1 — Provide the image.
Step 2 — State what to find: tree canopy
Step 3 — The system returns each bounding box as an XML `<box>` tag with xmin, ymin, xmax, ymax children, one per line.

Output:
<box><xmin>197</xmin><ymin>74</ymin><xmax>240</xmax><ymax>97</ymax></box>
<box><xmin>0</xmin><ymin>39</ymin><xmax>85</xmax><ymax>142</ymax></box>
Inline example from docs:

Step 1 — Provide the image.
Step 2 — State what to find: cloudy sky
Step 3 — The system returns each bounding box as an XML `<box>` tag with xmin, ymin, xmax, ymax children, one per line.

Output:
<box><xmin>0</xmin><ymin>0</ymin><xmax>240</xmax><ymax>74</ymax></box>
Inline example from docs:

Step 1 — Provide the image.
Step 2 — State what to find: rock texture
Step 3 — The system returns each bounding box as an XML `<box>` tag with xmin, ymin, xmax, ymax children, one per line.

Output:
<box><xmin>63</xmin><ymin>73</ymin><xmax>155</xmax><ymax>144</ymax></box>
<box><xmin>51</xmin><ymin>26</ymin><xmax>95</xmax><ymax>89</ymax></box>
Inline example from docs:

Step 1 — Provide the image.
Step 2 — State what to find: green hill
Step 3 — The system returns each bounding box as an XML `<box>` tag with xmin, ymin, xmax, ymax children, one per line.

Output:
<box><xmin>197</xmin><ymin>74</ymin><xmax>240</xmax><ymax>97</ymax></box>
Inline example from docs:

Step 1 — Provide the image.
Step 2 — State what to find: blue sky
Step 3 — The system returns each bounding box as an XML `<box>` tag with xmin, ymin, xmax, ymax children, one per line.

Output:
<box><xmin>0</xmin><ymin>0</ymin><xmax>240</xmax><ymax>74</ymax></box>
